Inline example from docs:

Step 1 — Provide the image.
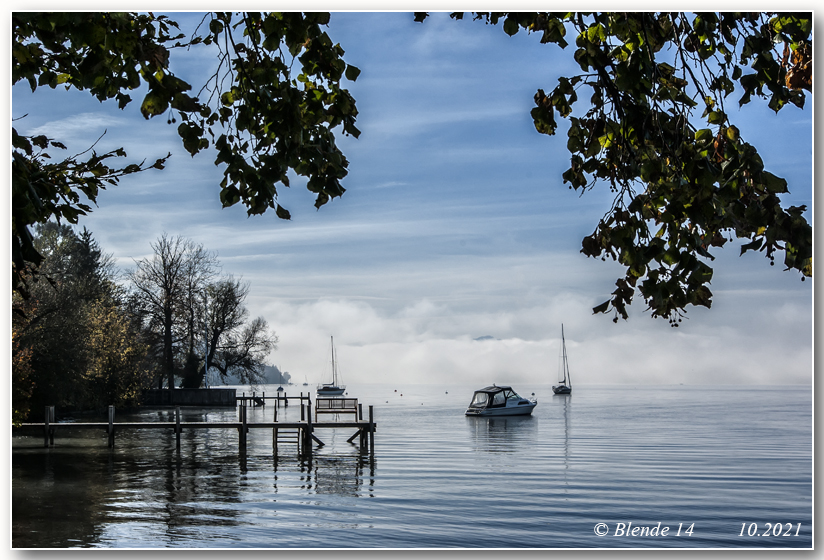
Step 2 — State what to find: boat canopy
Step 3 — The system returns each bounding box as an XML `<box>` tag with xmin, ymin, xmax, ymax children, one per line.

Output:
<box><xmin>469</xmin><ymin>385</ymin><xmax>529</xmax><ymax>407</ymax></box>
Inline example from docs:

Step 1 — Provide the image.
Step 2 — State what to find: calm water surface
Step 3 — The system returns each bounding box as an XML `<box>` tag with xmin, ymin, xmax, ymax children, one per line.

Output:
<box><xmin>12</xmin><ymin>384</ymin><xmax>812</xmax><ymax>548</ymax></box>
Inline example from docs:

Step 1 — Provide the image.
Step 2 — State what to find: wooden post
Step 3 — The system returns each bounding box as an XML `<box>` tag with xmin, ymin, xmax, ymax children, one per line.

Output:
<box><xmin>108</xmin><ymin>405</ymin><xmax>115</xmax><ymax>448</ymax></box>
<box><xmin>305</xmin><ymin>402</ymin><xmax>313</xmax><ymax>458</ymax></box>
<box><xmin>49</xmin><ymin>406</ymin><xmax>55</xmax><ymax>446</ymax></box>
<box><xmin>44</xmin><ymin>406</ymin><xmax>50</xmax><ymax>448</ymax></box>
<box><xmin>358</xmin><ymin>403</ymin><xmax>363</xmax><ymax>421</ymax></box>
<box><xmin>175</xmin><ymin>407</ymin><xmax>181</xmax><ymax>450</ymax></box>
<box><xmin>284</xmin><ymin>392</ymin><xmax>288</xmax><ymax>407</ymax></box>
<box><xmin>273</xmin><ymin>399</ymin><xmax>278</xmax><ymax>454</ymax></box>
<box><xmin>300</xmin><ymin>400</ymin><xmax>305</xmax><ymax>421</ymax></box>
<box><xmin>240</xmin><ymin>403</ymin><xmax>247</xmax><ymax>449</ymax></box>
<box><xmin>360</xmin><ymin>420</ymin><xmax>366</xmax><ymax>450</ymax></box>
<box><xmin>368</xmin><ymin>405</ymin><xmax>374</xmax><ymax>457</ymax></box>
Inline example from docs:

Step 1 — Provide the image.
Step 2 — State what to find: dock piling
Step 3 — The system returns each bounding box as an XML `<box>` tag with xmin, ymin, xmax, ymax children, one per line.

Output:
<box><xmin>107</xmin><ymin>405</ymin><xmax>115</xmax><ymax>448</ymax></box>
<box><xmin>305</xmin><ymin>402</ymin><xmax>313</xmax><ymax>458</ymax></box>
<box><xmin>368</xmin><ymin>405</ymin><xmax>374</xmax><ymax>457</ymax></box>
<box><xmin>43</xmin><ymin>406</ymin><xmax>50</xmax><ymax>448</ymax></box>
<box><xmin>273</xmin><ymin>401</ymin><xmax>278</xmax><ymax>453</ymax></box>
<box><xmin>240</xmin><ymin>403</ymin><xmax>248</xmax><ymax>449</ymax></box>
<box><xmin>49</xmin><ymin>406</ymin><xmax>55</xmax><ymax>446</ymax></box>
<box><xmin>175</xmin><ymin>407</ymin><xmax>181</xmax><ymax>450</ymax></box>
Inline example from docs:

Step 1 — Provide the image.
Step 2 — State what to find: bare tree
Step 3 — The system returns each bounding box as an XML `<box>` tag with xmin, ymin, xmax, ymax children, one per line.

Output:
<box><xmin>205</xmin><ymin>277</ymin><xmax>277</xmax><ymax>384</ymax></box>
<box><xmin>181</xmin><ymin>243</ymin><xmax>218</xmax><ymax>384</ymax></box>
<box><xmin>128</xmin><ymin>234</ymin><xmax>216</xmax><ymax>389</ymax></box>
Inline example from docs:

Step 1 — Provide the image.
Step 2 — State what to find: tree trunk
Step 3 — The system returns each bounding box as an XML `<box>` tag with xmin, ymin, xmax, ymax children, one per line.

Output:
<box><xmin>164</xmin><ymin>306</ymin><xmax>174</xmax><ymax>389</ymax></box>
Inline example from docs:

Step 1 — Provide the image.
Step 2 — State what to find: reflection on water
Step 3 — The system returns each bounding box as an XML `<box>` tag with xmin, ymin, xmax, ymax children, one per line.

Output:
<box><xmin>466</xmin><ymin>415</ymin><xmax>538</xmax><ymax>454</ymax></box>
<box><xmin>12</xmin><ymin>403</ymin><xmax>376</xmax><ymax>548</ymax></box>
<box><xmin>302</xmin><ymin>455</ymin><xmax>375</xmax><ymax>497</ymax></box>
<box><xmin>12</xmin><ymin>384</ymin><xmax>813</xmax><ymax>549</ymax></box>
<box><xmin>561</xmin><ymin>395</ymin><xmax>571</xmax><ymax>492</ymax></box>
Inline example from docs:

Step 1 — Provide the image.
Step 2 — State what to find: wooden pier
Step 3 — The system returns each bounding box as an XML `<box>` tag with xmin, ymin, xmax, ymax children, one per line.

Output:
<box><xmin>235</xmin><ymin>391</ymin><xmax>310</xmax><ymax>408</ymax></box>
<box><xmin>17</xmin><ymin>400</ymin><xmax>376</xmax><ymax>459</ymax></box>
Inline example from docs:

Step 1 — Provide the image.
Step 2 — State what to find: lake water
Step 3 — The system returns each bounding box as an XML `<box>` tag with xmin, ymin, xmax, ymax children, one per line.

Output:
<box><xmin>12</xmin><ymin>384</ymin><xmax>812</xmax><ymax>549</ymax></box>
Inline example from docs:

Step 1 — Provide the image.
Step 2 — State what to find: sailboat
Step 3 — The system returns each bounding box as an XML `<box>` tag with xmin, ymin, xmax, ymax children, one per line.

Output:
<box><xmin>317</xmin><ymin>336</ymin><xmax>346</xmax><ymax>396</ymax></box>
<box><xmin>552</xmin><ymin>324</ymin><xmax>572</xmax><ymax>395</ymax></box>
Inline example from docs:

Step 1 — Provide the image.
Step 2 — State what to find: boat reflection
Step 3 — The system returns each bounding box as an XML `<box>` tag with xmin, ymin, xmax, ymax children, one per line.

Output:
<box><xmin>466</xmin><ymin>415</ymin><xmax>537</xmax><ymax>454</ymax></box>
<box><xmin>562</xmin><ymin>394</ymin><xmax>571</xmax><ymax>492</ymax></box>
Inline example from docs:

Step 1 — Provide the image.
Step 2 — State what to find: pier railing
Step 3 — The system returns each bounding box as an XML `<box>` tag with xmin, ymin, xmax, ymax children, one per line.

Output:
<box><xmin>17</xmin><ymin>402</ymin><xmax>375</xmax><ymax>459</ymax></box>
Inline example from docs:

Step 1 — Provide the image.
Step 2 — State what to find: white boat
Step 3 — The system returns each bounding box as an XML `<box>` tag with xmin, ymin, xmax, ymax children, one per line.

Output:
<box><xmin>465</xmin><ymin>384</ymin><xmax>537</xmax><ymax>416</ymax></box>
<box><xmin>552</xmin><ymin>324</ymin><xmax>572</xmax><ymax>395</ymax></box>
<box><xmin>317</xmin><ymin>336</ymin><xmax>346</xmax><ymax>396</ymax></box>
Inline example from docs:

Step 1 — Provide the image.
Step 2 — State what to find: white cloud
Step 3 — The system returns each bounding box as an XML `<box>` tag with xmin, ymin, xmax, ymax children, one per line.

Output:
<box><xmin>250</xmin><ymin>290</ymin><xmax>811</xmax><ymax>388</ymax></box>
<box><xmin>29</xmin><ymin>112</ymin><xmax>128</xmax><ymax>140</ymax></box>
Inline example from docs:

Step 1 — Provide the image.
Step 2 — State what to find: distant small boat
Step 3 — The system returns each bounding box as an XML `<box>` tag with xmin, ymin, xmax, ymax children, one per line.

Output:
<box><xmin>465</xmin><ymin>384</ymin><xmax>537</xmax><ymax>416</ymax></box>
<box><xmin>553</xmin><ymin>324</ymin><xmax>572</xmax><ymax>395</ymax></box>
<box><xmin>277</xmin><ymin>386</ymin><xmax>284</xmax><ymax>392</ymax></box>
<box><xmin>317</xmin><ymin>336</ymin><xmax>346</xmax><ymax>396</ymax></box>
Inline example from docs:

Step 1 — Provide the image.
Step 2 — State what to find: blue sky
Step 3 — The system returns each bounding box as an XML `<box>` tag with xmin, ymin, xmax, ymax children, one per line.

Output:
<box><xmin>11</xmin><ymin>12</ymin><xmax>813</xmax><ymax>387</ymax></box>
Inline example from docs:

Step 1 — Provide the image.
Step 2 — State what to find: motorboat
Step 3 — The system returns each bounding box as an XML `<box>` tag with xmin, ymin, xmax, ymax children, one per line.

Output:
<box><xmin>465</xmin><ymin>385</ymin><xmax>537</xmax><ymax>416</ymax></box>
<box><xmin>552</xmin><ymin>324</ymin><xmax>572</xmax><ymax>395</ymax></box>
<box><xmin>317</xmin><ymin>336</ymin><xmax>346</xmax><ymax>396</ymax></box>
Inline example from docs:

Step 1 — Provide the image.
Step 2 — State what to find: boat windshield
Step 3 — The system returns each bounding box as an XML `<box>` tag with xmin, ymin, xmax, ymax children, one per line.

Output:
<box><xmin>504</xmin><ymin>389</ymin><xmax>522</xmax><ymax>401</ymax></box>
<box><xmin>470</xmin><ymin>392</ymin><xmax>488</xmax><ymax>406</ymax></box>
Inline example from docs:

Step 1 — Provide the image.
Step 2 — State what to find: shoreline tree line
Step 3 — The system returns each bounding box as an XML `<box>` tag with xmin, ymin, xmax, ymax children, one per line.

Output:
<box><xmin>12</xmin><ymin>227</ymin><xmax>277</xmax><ymax>425</ymax></box>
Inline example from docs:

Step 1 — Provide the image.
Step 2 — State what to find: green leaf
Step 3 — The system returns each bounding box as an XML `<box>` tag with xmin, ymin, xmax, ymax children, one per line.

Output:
<box><xmin>592</xmin><ymin>300</ymin><xmax>610</xmax><ymax>314</ymax></box>
<box><xmin>345</xmin><ymin>64</ymin><xmax>361</xmax><ymax>81</ymax></box>
<box><xmin>140</xmin><ymin>90</ymin><xmax>169</xmax><ymax>118</ymax></box>
<box><xmin>707</xmin><ymin>110</ymin><xmax>725</xmax><ymax>124</ymax></box>
<box><xmin>503</xmin><ymin>17</ymin><xmax>519</xmax><ymax>36</ymax></box>
<box><xmin>275</xmin><ymin>204</ymin><xmax>291</xmax><ymax>219</ymax></box>
<box><xmin>740</xmin><ymin>238</ymin><xmax>763</xmax><ymax>255</ymax></box>
<box><xmin>760</xmin><ymin>171</ymin><xmax>788</xmax><ymax>193</ymax></box>
<box><xmin>694</xmin><ymin>128</ymin><xmax>713</xmax><ymax>145</ymax></box>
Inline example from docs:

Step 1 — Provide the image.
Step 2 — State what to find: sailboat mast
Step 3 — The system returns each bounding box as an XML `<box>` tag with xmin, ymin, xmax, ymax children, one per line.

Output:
<box><xmin>331</xmin><ymin>336</ymin><xmax>336</xmax><ymax>386</ymax></box>
<box><xmin>562</xmin><ymin>325</ymin><xmax>571</xmax><ymax>387</ymax></box>
<box><xmin>561</xmin><ymin>324</ymin><xmax>567</xmax><ymax>384</ymax></box>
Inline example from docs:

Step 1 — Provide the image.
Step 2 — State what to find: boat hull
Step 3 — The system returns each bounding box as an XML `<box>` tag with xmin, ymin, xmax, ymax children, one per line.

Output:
<box><xmin>317</xmin><ymin>386</ymin><xmax>345</xmax><ymax>396</ymax></box>
<box><xmin>552</xmin><ymin>385</ymin><xmax>571</xmax><ymax>395</ymax></box>
<box><xmin>465</xmin><ymin>403</ymin><xmax>536</xmax><ymax>416</ymax></box>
